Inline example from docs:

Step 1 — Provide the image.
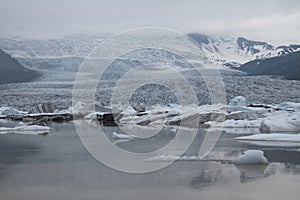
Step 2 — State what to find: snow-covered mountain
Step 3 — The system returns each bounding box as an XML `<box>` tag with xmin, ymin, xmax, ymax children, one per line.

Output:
<box><xmin>188</xmin><ymin>33</ymin><xmax>300</xmax><ymax>68</ymax></box>
<box><xmin>0</xmin><ymin>33</ymin><xmax>299</xmax><ymax>71</ymax></box>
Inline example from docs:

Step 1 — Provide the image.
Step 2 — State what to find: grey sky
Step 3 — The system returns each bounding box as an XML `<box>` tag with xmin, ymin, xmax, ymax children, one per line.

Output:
<box><xmin>0</xmin><ymin>0</ymin><xmax>299</xmax><ymax>43</ymax></box>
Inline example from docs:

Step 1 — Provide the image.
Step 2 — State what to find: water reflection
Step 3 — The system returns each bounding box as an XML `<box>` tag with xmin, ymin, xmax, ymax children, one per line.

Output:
<box><xmin>235</xmin><ymin>165</ymin><xmax>269</xmax><ymax>183</ymax></box>
<box><xmin>0</xmin><ymin>122</ymin><xmax>300</xmax><ymax>199</ymax></box>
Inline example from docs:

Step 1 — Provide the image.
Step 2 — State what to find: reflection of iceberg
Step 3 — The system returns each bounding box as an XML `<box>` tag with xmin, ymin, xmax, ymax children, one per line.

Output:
<box><xmin>236</xmin><ymin>133</ymin><xmax>300</xmax><ymax>142</ymax></box>
<box><xmin>237</xmin><ymin>140</ymin><xmax>300</xmax><ymax>148</ymax></box>
<box><xmin>112</xmin><ymin>132</ymin><xmax>135</xmax><ymax>139</ymax></box>
<box><xmin>145</xmin><ymin>155</ymin><xmax>201</xmax><ymax>162</ymax></box>
<box><xmin>235</xmin><ymin>165</ymin><xmax>268</xmax><ymax>183</ymax></box>
<box><xmin>0</xmin><ymin>125</ymin><xmax>51</xmax><ymax>135</ymax></box>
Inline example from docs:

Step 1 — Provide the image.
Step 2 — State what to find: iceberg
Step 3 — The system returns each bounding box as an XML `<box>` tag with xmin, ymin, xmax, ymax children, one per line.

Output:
<box><xmin>229</xmin><ymin>96</ymin><xmax>247</xmax><ymax>107</ymax></box>
<box><xmin>226</xmin><ymin>110</ymin><xmax>258</xmax><ymax>120</ymax></box>
<box><xmin>0</xmin><ymin>106</ymin><xmax>26</xmax><ymax>115</ymax></box>
<box><xmin>233</xmin><ymin>150</ymin><xmax>268</xmax><ymax>165</ymax></box>
<box><xmin>278</xmin><ymin>102</ymin><xmax>300</xmax><ymax>112</ymax></box>
<box><xmin>259</xmin><ymin>111</ymin><xmax>300</xmax><ymax>133</ymax></box>
<box><xmin>205</xmin><ymin>119</ymin><xmax>262</xmax><ymax>128</ymax></box>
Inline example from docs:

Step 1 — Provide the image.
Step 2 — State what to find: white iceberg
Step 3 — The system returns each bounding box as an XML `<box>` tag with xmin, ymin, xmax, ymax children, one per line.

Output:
<box><xmin>278</xmin><ymin>102</ymin><xmax>300</xmax><ymax>112</ymax></box>
<box><xmin>0</xmin><ymin>106</ymin><xmax>26</xmax><ymax>115</ymax></box>
<box><xmin>259</xmin><ymin>111</ymin><xmax>300</xmax><ymax>133</ymax></box>
<box><xmin>233</xmin><ymin>150</ymin><xmax>268</xmax><ymax>165</ymax></box>
<box><xmin>229</xmin><ymin>96</ymin><xmax>247</xmax><ymax>107</ymax></box>
<box><xmin>205</xmin><ymin>119</ymin><xmax>262</xmax><ymax>128</ymax></box>
<box><xmin>226</xmin><ymin>110</ymin><xmax>258</xmax><ymax>120</ymax></box>
<box><xmin>0</xmin><ymin>125</ymin><xmax>51</xmax><ymax>135</ymax></box>
<box><xmin>63</xmin><ymin>102</ymin><xmax>86</xmax><ymax>114</ymax></box>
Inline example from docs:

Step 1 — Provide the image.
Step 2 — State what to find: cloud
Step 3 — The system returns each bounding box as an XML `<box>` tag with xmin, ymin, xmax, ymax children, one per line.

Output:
<box><xmin>0</xmin><ymin>0</ymin><xmax>299</xmax><ymax>43</ymax></box>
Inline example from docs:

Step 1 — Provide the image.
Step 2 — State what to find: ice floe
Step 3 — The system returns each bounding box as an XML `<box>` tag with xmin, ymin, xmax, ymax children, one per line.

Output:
<box><xmin>116</xmin><ymin>101</ymin><xmax>300</xmax><ymax>131</ymax></box>
<box><xmin>233</xmin><ymin>150</ymin><xmax>268</xmax><ymax>165</ymax></box>
<box><xmin>0</xmin><ymin>106</ymin><xmax>26</xmax><ymax>115</ymax></box>
<box><xmin>205</xmin><ymin>119</ymin><xmax>262</xmax><ymax>128</ymax></box>
<box><xmin>229</xmin><ymin>96</ymin><xmax>247</xmax><ymax>107</ymax></box>
<box><xmin>226</xmin><ymin>110</ymin><xmax>258</xmax><ymax>120</ymax></box>
<box><xmin>278</xmin><ymin>102</ymin><xmax>300</xmax><ymax>112</ymax></box>
<box><xmin>259</xmin><ymin>111</ymin><xmax>300</xmax><ymax>133</ymax></box>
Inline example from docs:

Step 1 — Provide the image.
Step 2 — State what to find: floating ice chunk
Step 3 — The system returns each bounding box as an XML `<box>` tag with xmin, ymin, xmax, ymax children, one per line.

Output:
<box><xmin>84</xmin><ymin>112</ymin><xmax>98</xmax><ymax>120</ymax></box>
<box><xmin>63</xmin><ymin>102</ymin><xmax>111</xmax><ymax>115</ymax></box>
<box><xmin>233</xmin><ymin>150</ymin><xmax>268</xmax><ymax>165</ymax></box>
<box><xmin>63</xmin><ymin>102</ymin><xmax>86</xmax><ymax>114</ymax></box>
<box><xmin>205</xmin><ymin>119</ymin><xmax>262</xmax><ymax>128</ymax></box>
<box><xmin>221</xmin><ymin>105</ymin><xmax>252</xmax><ymax>113</ymax></box>
<box><xmin>0</xmin><ymin>125</ymin><xmax>51</xmax><ymax>135</ymax></box>
<box><xmin>229</xmin><ymin>96</ymin><xmax>247</xmax><ymax>107</ymax></box>
<box><xmin>112</xmin><ymin>132</ymin><xmax>135</xmax><ymax>139</ymax></box>
<box><xmin>236</xmin><ymin>133</ymin><xmax>300</xmax><ymax>142</ymax></box>
<box><xmin>131</xmin><ymin>103</ymin><xmax>145</xmax><ymax>112</ymax></box>
<box><xmin>120</xmin><ymin>106</ymin><xmax>138</xmax><ymax>116</ymax></box>
<box><xmin>259</xmin><ymin>112</ymin><xmax>300</xmax><ymax>133</ymax></box>
<box><xmin>0</xmin><ymin>106</ymin><xmax>26</xmax><ymax>115</ymax></box>
<box><xmin>166</xmin><ymin>111</ymin><xmax>226</xmax><ymax>127</ymax></box>
<box><xmin>278</xmin><ymin>102</ymin><xmax>300</xmax><ymax>112</ymax></box>
<box><xmin>167</xmin><ymin>109</ymin><xmax>180</xmax><ymax>116</ymax></box>
<box><xmin>0</xmin><ymin>119</ymin><xmax>15</xmax><ymax>127</ymax></box>
<box><xmin>226</xmin><ymin>110</ymin><xmax>258</xmax><ymax>120</ymax></box>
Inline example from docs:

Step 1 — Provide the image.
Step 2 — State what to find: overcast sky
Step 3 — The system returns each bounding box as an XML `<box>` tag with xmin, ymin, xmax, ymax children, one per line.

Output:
<box><xmin>0</xmin><ymin>0</ymin><xmax>299</xmax><ymax>44</ymax></box>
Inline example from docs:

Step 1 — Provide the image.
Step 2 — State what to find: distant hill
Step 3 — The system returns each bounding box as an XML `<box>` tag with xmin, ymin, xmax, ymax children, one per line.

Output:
<box><xmin>0</xmin><ymin>49</ymin><xmax>39</xmax><ymax>84</ymax></box>
<box><xmin>239</xmin><ymin>51</ymin><xmax>300</xmax><ymax>80</ymax></box>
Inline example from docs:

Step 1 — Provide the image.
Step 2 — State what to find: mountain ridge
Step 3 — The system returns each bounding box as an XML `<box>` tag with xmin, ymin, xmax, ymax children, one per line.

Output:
<box><xmin>0</xmin><ymin>34</ymin><xmax>299</xmax><ymax>71</ymax></box>
<box><xmin>239</xmin><ymin>51</ymin><xmax>300</xmax><ymax>80</ymax></box>
<box><xmin>0</xmin><ymin>49</ymin><xmax>40</xmax><ymax>84</ymax></box>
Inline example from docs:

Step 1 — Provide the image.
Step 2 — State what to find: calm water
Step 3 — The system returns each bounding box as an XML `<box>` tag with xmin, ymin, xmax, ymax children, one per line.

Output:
<box><xmin>1</xmin><ymin>122</ymin><xmax>300</xmax><ymax>200</ymax></box>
